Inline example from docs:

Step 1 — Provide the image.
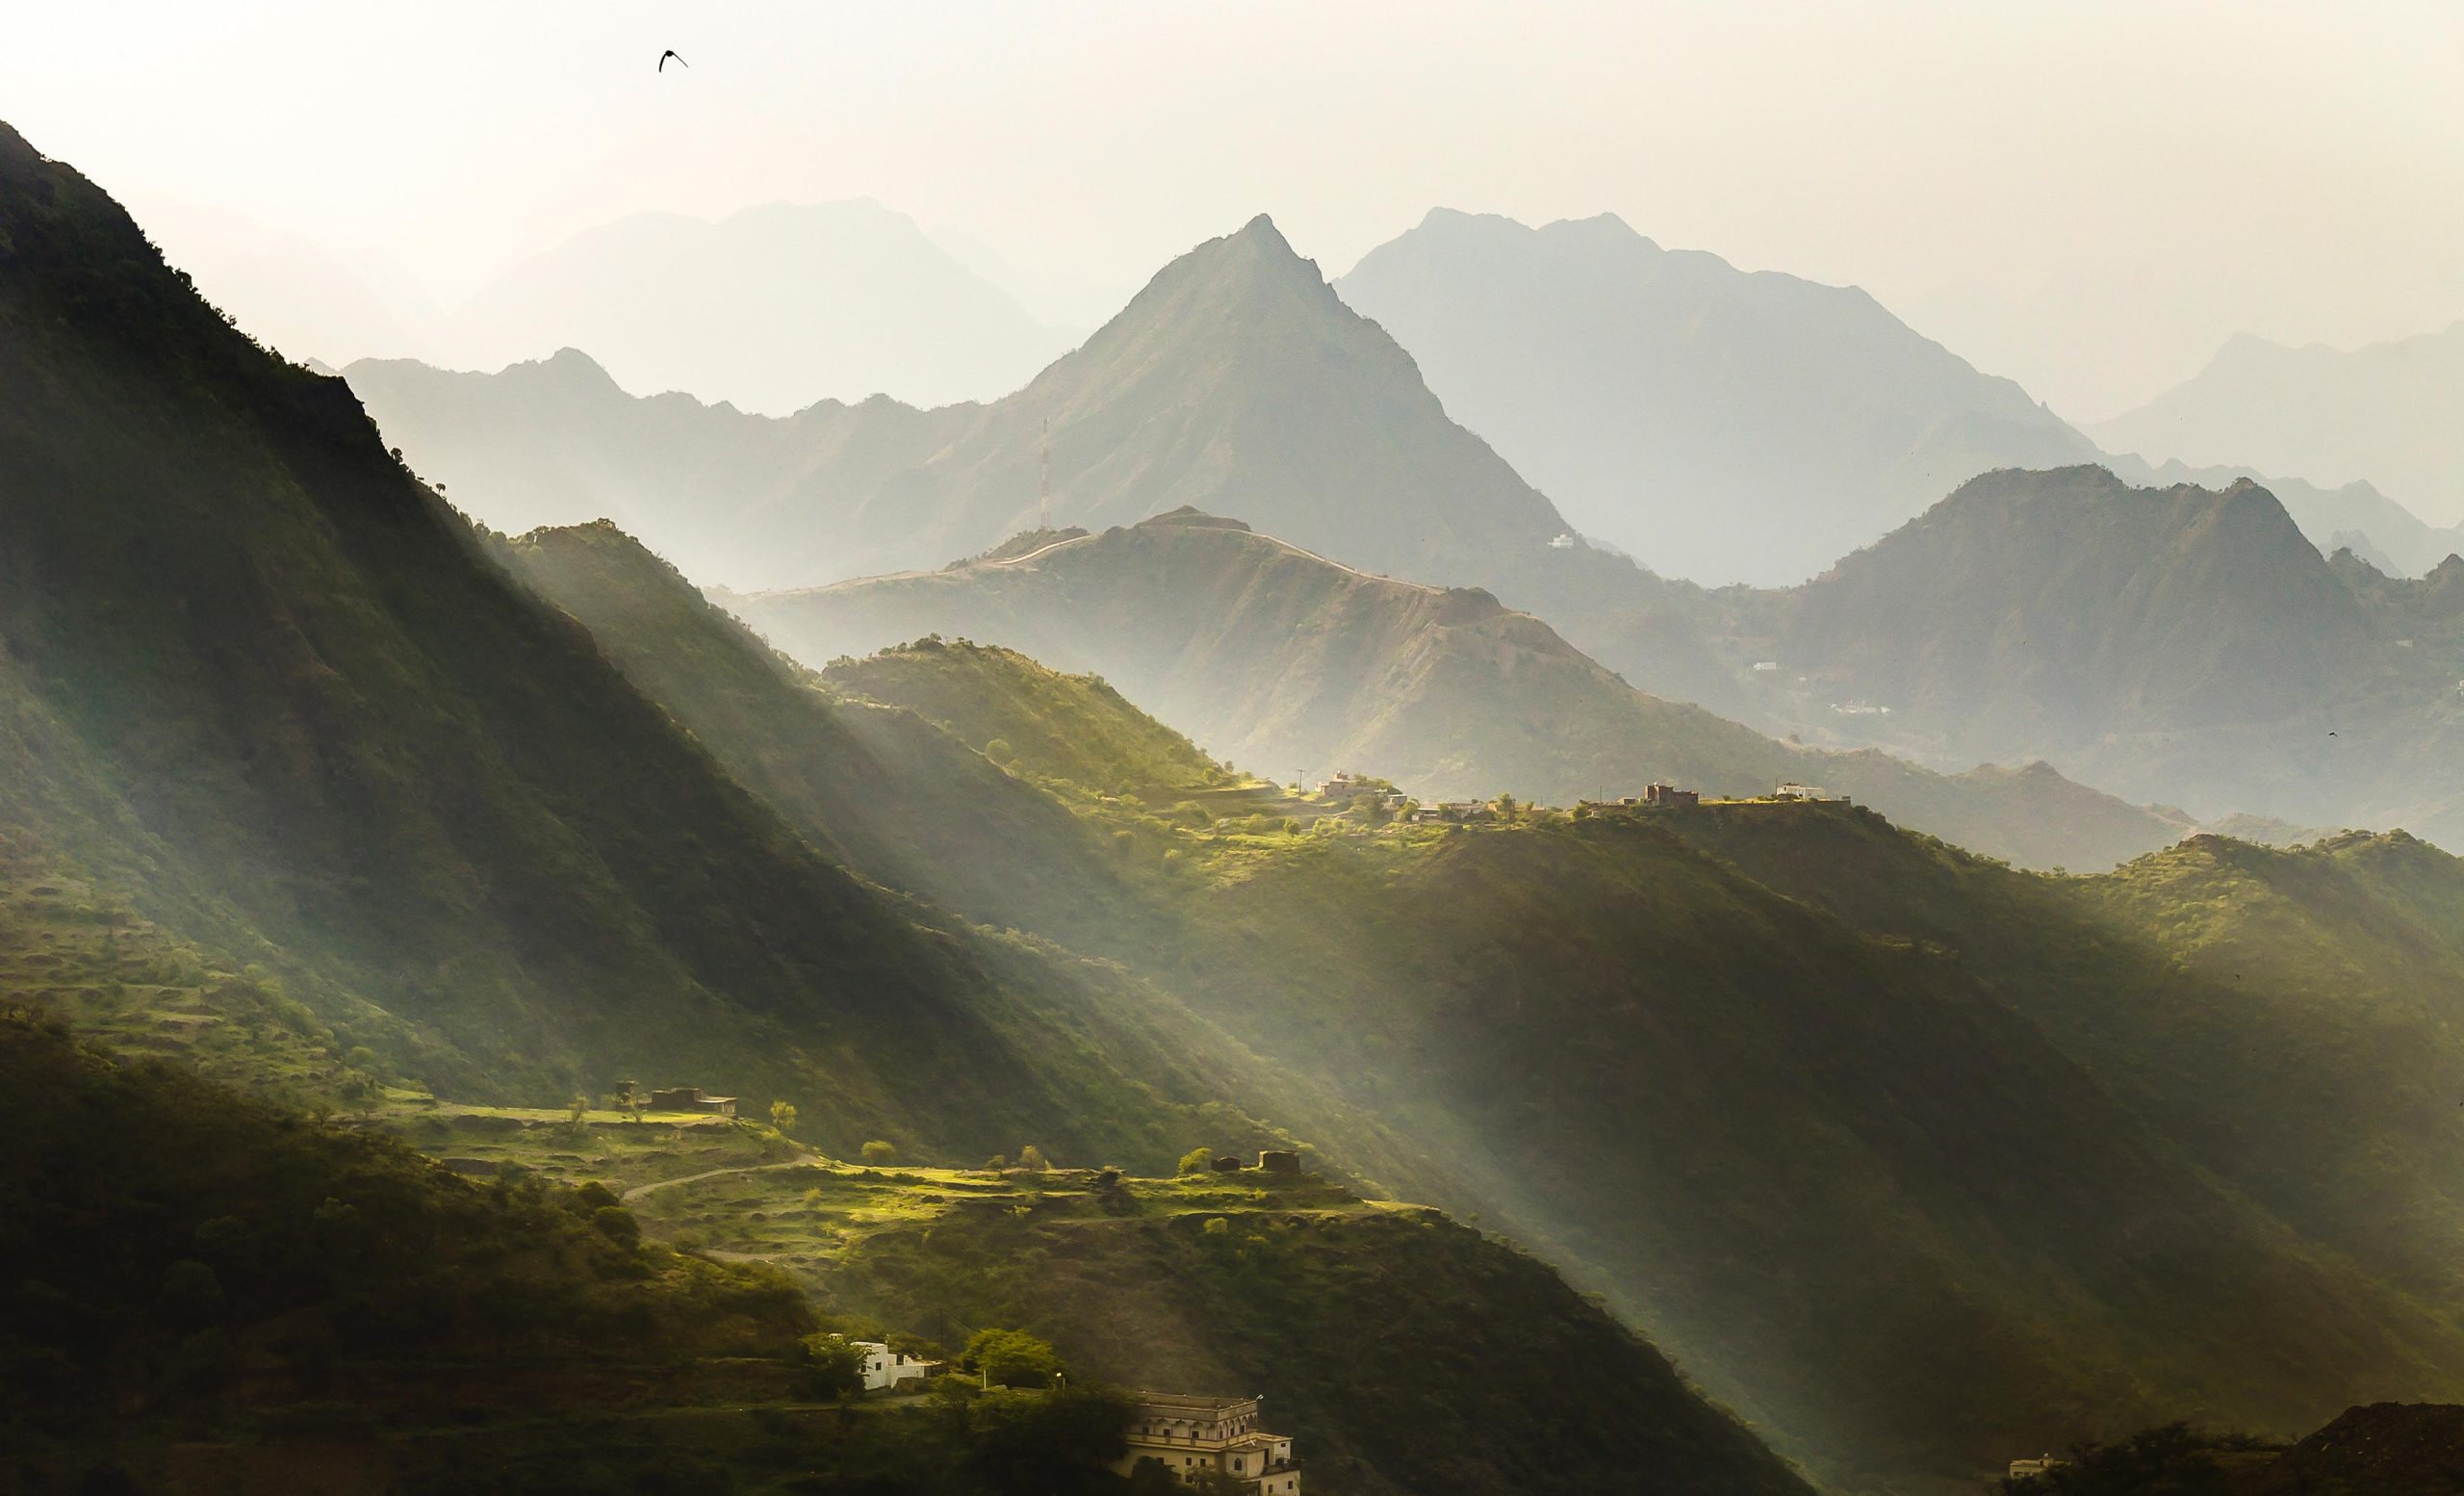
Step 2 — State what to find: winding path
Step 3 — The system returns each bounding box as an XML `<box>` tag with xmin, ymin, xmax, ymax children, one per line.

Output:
<box><xmin>620</xmin><ymin>1153</ymin><xmax>820</xmax><ymax>1204</ymax></box>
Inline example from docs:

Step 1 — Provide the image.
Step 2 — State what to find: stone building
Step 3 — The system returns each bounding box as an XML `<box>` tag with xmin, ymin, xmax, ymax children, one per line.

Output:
<box><xmin>646</xmin><ymin>1086</ymin><xmax>737</xmax><ymax>1117</ymax></box>
<box><xmin>1115</xmin><ymin>1392</ymin><xmax>1300</xmax><ymax>1493</ymax></box>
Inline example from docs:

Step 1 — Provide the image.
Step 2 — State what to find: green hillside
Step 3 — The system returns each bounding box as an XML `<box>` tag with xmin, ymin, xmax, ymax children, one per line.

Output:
<box><xmin>498</xmin><ymin>521</ymin><xmax>1142</xmax><ymax>935</ymax></box>
<box><xmin>0</xmin><ymin>1004</ymin><xmax>819</xmax><ymax>1491</ymax></box>
<box><xmin>0</xmin><ymin>120</ymin><xmax>1270</xmax><ymax>1173</ymax></box>
<box><xmin>731</xmin><ymin>509</ymin><xmax>2186</xmax><ymax>870</ymax></box>
<box><xmin>1656</xmin><ymin>806</ymin><xmax>2464</xmax><ymax>1313</ymax></box>
<box><xmin>499</xmin><ymin>580</ymin><xmax>2464</xmax><ymax>1490</ymax></box>
<box><xmin>815</xmin><ymin>1173</ymin><xmax>1814</xmax><ymax>1496</ymax></box>
<box><xmin>822</xmin><ymin>636</ymin><xmax>1230</xmax><ymax>797</ymax></box>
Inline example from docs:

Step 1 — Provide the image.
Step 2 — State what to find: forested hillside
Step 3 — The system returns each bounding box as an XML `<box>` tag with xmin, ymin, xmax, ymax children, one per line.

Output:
<box><xmin>0</xmin><ymin>119</ymin><xmax>1269</xmax><ymax>1172</ymax></box>
<box><xmin>731</xmin><ymin>509</ymin><xmax>2188</xmax><ymax>871</ymax></box>
<box><xmin>514</xmin><ymin>558</ymin><xmax>2464</xmax><ymax>1490</ymax></box>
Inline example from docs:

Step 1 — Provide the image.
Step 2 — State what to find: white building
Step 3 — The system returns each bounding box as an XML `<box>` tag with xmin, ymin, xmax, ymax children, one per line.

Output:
<box><xmin>1115</xmin><ymin>1391</ymin><xmax>1300</xmax><ymax>1494</ymax></box>
<box><xmin>1772</xmin><ymin>782</ymin><xmax>1845</xmax><ymax>803</ymax></box>
<box><xmin>854</xmin><ymin>1340</ymin><xmax>939</xmax><ymax>1392</ymax></box>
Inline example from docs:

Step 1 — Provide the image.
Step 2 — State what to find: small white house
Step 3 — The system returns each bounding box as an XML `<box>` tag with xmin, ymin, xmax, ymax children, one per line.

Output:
<box><xmin>855</xmin><ymin>1341</ymin><xmax>940</xmax><ymax>1392</ymax></box>
<box><xmin>1772</xmin><ymin>782</ymin><xmax>1840</xmax><ymax>802</ymax></box>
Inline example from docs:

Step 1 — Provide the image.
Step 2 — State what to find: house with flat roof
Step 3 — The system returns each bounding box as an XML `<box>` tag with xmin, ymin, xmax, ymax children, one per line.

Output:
<box><xmin>1116</xmin><ymin>1391</ymin><xmax>1300</xmax><ymax>1494</ymax></box>
<box><xmin>853</xmin><ymin>1340</ymin><xmax>939</xmax><ymax>1392</ymax></box>
<box><xmin>645</xmin><ymin>1086</ymin><xmax>737</xmax><ymax>1117</ymax></box>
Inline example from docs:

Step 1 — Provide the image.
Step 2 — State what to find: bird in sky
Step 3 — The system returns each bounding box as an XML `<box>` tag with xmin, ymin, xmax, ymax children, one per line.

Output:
<box><xmin>657</xmin><ymin>49</ymin><xmax>687</xmax><ymax>72</ymax></box>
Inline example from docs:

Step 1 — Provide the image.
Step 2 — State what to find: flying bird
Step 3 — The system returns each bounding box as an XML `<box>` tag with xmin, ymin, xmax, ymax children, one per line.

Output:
<box><xmin>657</xmin><ymin>49</ymin><xmax>687</xmax><ymax>72</ymax></box>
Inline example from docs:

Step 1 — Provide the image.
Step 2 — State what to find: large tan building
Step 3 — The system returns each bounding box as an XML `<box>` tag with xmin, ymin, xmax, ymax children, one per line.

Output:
<box><xmin>1115</xmin><ymin>1391</ymin><xmax>1300</xmax><ymax>1493</ymax></box>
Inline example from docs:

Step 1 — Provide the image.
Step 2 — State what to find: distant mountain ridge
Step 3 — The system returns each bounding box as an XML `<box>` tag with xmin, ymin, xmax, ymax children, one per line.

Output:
<box><xmin>513</xmin><ymin>531</ymin><xmax>2464</xmax><ymax>1490</ymax></box>
<box><xmin>447</xmin><ymin>199</ymin><xmax>1074</xmax><ymax>413</ymax></box>
<box><xmin>1333</xmin><ymin>207</ymin><xmax>2102</xmax><ymax>585</ymax></box>
<box><xmin>0</xmin><ymin>117</ymin><xmax>1269</xmax><ymax>1169</ymax></box>
<box><xmin>727</xmin><ymin>506</ymin><xmax>2192</xmax><ymax>870</ymax></box>
<box><xmin>1685</xmin><ymin>466</ymin><xmax>2464</xmax><ymax>845</ymax></box>
<box><xmin>2094</xmin><ymin>322</ymin><xmax>2464</xmax><ymax>529</ymax></box>
<box><xmin>351</xmin><ymin>214</ymin><xmax>1582</xmax><ymax>594</ymax></box>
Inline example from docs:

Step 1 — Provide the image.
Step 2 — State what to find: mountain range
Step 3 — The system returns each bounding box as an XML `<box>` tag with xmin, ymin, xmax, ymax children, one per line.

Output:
<box><xmin>1661</xmin><ymin>466</ymin><xmax>2464</xmax><ymax>844</ymax></box>
<box><xmin>28</xmin><ymin>112</ymin><xmax>2464</xmax><ymax>1496</ymax></box>
<box><xmin>2094</xmin><ymin>323</ymin><xmax>2464</xmax><ymax>529</ymax></box>
<box><xmin>446</xmin><ymin>201</ymin><xmax>1075</xmax><ymax>413</ymax></box>
<box><xmin>500</xmin><ymin>518</ymin><xmax>2464</xmax><ymax>1488</ymax></box>
<box><xmin>0</xmin><ymin>118</ymin><xmax>1265</xmax><ymax>1170</ymax></box>
<box><xmin>348</xmin><ymin>213</ymin><xmax>1583</xmax><ymax>597</ymax></box>
<box><xmin>1333</xmin><ymin>208</ymin><xmax>2101</xmax><ymax>585</ymax></box>
<box><xmin>1</xmin><ymin>119</ymin><xmax>1834</xmax><ymax>1493</ymax></box>
<box><xmin>723</xmin><ymin>506</ymin><xmax>2192</xmax><ymax>871</ymax></box>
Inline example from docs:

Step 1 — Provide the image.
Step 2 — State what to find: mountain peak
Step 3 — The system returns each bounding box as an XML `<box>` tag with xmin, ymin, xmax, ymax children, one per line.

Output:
<box><xmin>1136</xmin><ymin>505</ymin><xmax>1252</xmax><ymax>532</ymax></box>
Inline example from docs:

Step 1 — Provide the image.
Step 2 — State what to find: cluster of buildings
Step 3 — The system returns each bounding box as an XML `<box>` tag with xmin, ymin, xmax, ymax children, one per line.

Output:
<box><xmin>1307</xmin><ymin>775</ymin><xmax>1860</xmax><ymax>826</ymax></box>
<box><xmin>1578</xmin><ymin>783</ymin><xmax>1703</xmax><ymax>812</ymax></box>
<box><xmin>1116</xmin><ymin>1392</ymin><xmax>1301</xmax><ymax>1494</ymax></box>
<box><xmin>1313</xmin><ymin>771</ymin><xmax>1410</xmax><ymax>814</ymax></box>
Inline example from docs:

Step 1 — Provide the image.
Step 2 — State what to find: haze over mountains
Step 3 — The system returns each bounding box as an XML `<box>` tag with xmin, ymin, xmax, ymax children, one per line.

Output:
<box><xmin>511</xmin><ymin>518</ymin><xmax>2464</xmax><ymax>1491</ymax></box>
<box><xmin>0</xmin><ymin>119</ymin><xmax>1260</xmax><ymax>1167</ymax></box>
<box><xmin>344</xmin><ymin>203</ymin><xmax>2464</xmax><ymax>848</ymax></box>
<box><xmin>199</xmin><ymin>199</ymin><xmax>1074</xmax><ymax>413</ymax></box>
<box><xmin>349</xmin><ymin>214</ymin><xmax>1584</xmax><ymax>593</ymax></box>
<box><xmin>28</xmin><ymin>109</ymin><xmax>2464</xmax><ymax>1496</ymax></box>
<box><xmin>728</xmin><ymin>507</ymin><xmax>2192</xmax><ymax>871</ymax></box>
<box><xmin>2094</xmin><ymin>322</ymin><xmax>2464</xmax><ymax>528</ymax></box>
<box><xmin>448</xmin><ymin>201</ymin><xmax>1075</xmax><ymax>413</ymax></box>
<box><xmin>1334</xmin><ymin>208</ymin><xmax>2100</xmax><ymax>585</ymax></box>
<box><xmin>1673</xmin><ymin>467</ymin><xmax>2464</xmax><ymax>846</ymax></box>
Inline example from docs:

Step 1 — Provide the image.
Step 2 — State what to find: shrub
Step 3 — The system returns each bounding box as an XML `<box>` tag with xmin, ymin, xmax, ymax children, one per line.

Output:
<box><xmin>592</xmin><ymin>1205</ymin><xmax>642</xmax><ymax>1248</ymax></box>
<box><xmin>797</xmin><ymin>1331</ymin><xmax>868</xmax><ymax>1401</ymax></box>
<box><xmin>860</xmin><ymin>1140</ymin><xmax>897</xmax><ymax>1165</ymax></box>
<box><xmin>963</xmin><ymin>1327</ymin><xmax>1064</xmax><ymax>1389</ymax></box>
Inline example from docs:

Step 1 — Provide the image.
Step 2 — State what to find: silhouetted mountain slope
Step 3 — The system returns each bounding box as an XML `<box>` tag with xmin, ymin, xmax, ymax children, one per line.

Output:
<box><xmin>1657</xmin><ymin>809</ymin><xmax>2464</xmax><ymax>1314</ymax></box>
<box><xmin>730</xmin><ymin>509</ymin><xmax>2185</xmax><ymax>870</ymax></box>
<box><xmin>2094</xmin><ymin>324</ymin><xmax>2464</xmax><ymax>528</ymax></box>
<box><xmin>449</xmin><ymin>200</ymin><xmax>1073</xmax><ymax>413</ymax></box>
<box><xmin>0</xmin><ymin>120</ymin><xmax>1257</xmax><ymax>1169</ymax></box>
<box><xmin>496</xmin><ymin>576</ymin><xmax>2464</xmax><ymax>1491</ymax></box>
<box><xmin>1722</xmin><ymin>467</ymin><xmax>2464</xmax><ymax>843</ymax></box>
<box><xmin>1786</xmin><ymin>467</ymin><xmax>2384</xmax><ymax>740</ymax></box>
<box><xmin>2107</xmin><ymin>453</ymin><xmax>2464</xmax><ymax>578</ymax></box>
<box><xmin>497</xmin><ymin>521</ymin><xmax>1168</xmax><ymax>942</ymax></box>
<box><xmin>0</xmin><ymin>1005</ymin><xmax>817</xmax><ymax>1489</ymax></box>
<box><xmin>352</xmin><ymin>215</ymin><xmax>1582</xmax><ymax>597</ymax></box>
<box><xmin>832</xmin><ymin>1194</ymin><xmax>1817</xmax><ymax>1496</ymax></box>
<box><xmin>1334</xmin><ymin>208</ymin><xmax>2100</xmax><ymax>585</ymax></box>
<box><xmin>1151</xmin><ymin>811</ymin><xmax>2464</xmax><ymax>1490</ymax></box>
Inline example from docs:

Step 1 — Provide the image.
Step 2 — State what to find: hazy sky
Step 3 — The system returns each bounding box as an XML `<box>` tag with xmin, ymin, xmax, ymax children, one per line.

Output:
<box><xmin>8</xmin><ymin>0</ymin><xmax>2460</xmax><ymax>421</ymax></box>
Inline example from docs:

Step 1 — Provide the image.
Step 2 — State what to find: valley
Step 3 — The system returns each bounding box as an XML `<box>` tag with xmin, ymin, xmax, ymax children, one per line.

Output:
<box><xmin>10</xmin><ymin>19</ymin><xmax>2464</xmax><ymax>1494</ymax></box>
